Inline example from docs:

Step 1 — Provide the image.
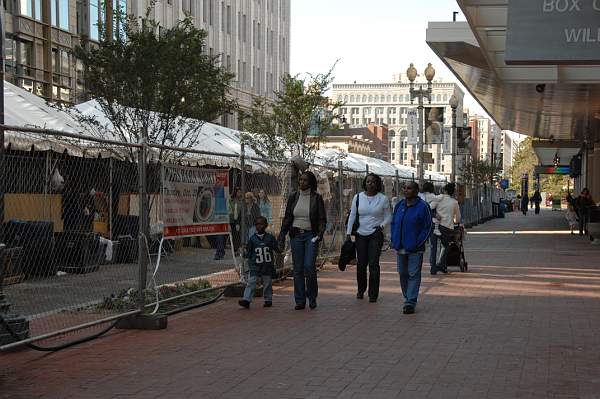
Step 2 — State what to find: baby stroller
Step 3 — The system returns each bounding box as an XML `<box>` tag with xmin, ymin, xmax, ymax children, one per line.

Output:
<box><xmin>443</xmin><ymin>225</ymin><xmax>468</xmax><ymax>272</ymax></box>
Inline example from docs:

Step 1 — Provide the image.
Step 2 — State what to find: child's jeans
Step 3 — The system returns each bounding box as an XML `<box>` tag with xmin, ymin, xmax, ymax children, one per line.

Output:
<box><xmin>243</xmin><ymin>274</ymin><xmax>273</xmax><ymax>303</ymax></box>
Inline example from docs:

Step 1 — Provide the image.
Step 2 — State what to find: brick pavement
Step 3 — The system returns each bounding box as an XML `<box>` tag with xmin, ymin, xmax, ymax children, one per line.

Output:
<box><xmin>2</xmin><ymin>209</ymin><xmax>600</xmax><ymax>399</ymax></box>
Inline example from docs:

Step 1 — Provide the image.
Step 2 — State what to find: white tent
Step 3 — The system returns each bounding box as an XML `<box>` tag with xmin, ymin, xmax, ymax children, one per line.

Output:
<box><xmin>2</xmin><ymin>82</ymin><xmax>447</xmax><ymax>182</ymax></box>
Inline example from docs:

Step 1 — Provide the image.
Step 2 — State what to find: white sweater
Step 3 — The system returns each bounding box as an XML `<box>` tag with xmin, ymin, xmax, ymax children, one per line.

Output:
<box><xmin>346</xmin><ymin>192</ymin><xmax>392</xmax><ymax>236</ymax></box>
<box><xmin>436</xmin><ymin>194</ymin><xmax>461</xmax><ymax>229</ymax></box>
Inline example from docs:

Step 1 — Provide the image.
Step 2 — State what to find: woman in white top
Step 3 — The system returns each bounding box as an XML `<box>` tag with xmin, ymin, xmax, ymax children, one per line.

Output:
<box><xmin>346</xmin><ymin>174</ymin><xmax>392</xmax><ymax>302</ymax></box>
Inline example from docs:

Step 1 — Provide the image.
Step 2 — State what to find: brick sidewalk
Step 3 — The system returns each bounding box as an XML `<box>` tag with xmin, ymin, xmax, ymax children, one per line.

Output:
<box><xmin>3</xmin><ymin>209</ymin><xmax>600</xmax><ymax>399</ymax></box>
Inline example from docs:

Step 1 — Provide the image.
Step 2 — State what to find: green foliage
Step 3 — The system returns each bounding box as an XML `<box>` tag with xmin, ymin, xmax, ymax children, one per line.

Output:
<box><xmin>242</xmin><ymin>64</ymin><xmax>343</xmax><ymax>161</ymax></box>
<box><xmin>75</xmin><ymin>15</ymin><xmax>236</xmax><ymax>159</ymax></box>
<box><xmin>508</xmin><ymin>137</ymin><xmax>571</xmax><ymax>195</ymax></box>
<box><xmin>460</xmin><ymin>158</ymin><xmax>502</xmax><ymax>185</ymax></box>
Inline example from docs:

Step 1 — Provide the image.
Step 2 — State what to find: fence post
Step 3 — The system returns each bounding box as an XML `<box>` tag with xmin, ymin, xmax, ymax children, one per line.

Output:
<box><xmin>240</xmin><ymin>143</ymin><xmax>247</xmax><ymax>251</ymax></box>
<box><xmin>137</xmin><ymin>135</ymin><xmax>149</xmax><ymax>311</ymax></box>
<box><xmin>366</xmin><ymin>164</ymin><xmax>369</xmax><ymax>176</ymax></box>
<box><xmin>394</xmin><ymin>169</ymin><xmax>400</xmax><ymax>199</ymax></box>
<box><xmin>338</xmin><ymin>161</ymin><xmax>344</xmax><ymax>238</ymax></box>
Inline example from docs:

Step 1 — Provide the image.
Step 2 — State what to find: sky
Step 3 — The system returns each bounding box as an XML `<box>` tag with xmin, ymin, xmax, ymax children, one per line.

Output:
<box><xmin>290</xmin><ymin>0</ymin><xmax>489</xmax><ymax>118</ymax></box>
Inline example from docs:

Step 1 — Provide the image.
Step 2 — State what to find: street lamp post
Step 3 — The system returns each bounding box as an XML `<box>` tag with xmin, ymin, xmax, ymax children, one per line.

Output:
<box><xmin>449</xmin><ymin>94</ymin><xmax>459</xmax><ymax>183</ymax></box>
<box><xmin>406</xmin><ymin>63</ymin><xmax>435</xmax><ymax>188</ymax></box>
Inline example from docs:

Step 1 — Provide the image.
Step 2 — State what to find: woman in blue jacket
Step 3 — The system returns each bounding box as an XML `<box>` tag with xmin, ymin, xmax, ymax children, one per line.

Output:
<box><xmin>391</xmin><ymin>181</ymin><xmax>433</xmax><ymax>314</ymax></box>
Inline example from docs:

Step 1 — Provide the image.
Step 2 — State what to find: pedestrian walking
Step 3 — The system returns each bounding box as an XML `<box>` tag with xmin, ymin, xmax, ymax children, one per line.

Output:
<box><xmin>532</xmin><ymin>190</ymin><xmax>542</xmax><ymax>214</ymax></box>
<box><xmin>566</xmin><ymin>204</ymin><xmax>578</xmax><ymax>235</ymax></box>
<box><xmin>214</xmin><ymin>187</ymin><xmax>241</xmax><ymax>260</ymax></box>
<box><xmin>576</xmin><ymin>188</ymin><xmax>595</xmax><ymax>236</ymax></box>
<box><xmin>279</xmin><ymin>171</ymin><xmax>327</xmax><ymax>310</ymax></box>
<box><xmin>521</xmin><ymin>193</ymin><xmax>529</xmax><ymax>216</ymax></box>
<box><xmin>238</xmin><ymin>216</ymin><xmax>280</xmax><ymax>309</ymax></box>
<box><xmin>345</xmin><ymin>173</ymin><xmax>392</xmax><ymax>302</ymax></box>
<box><xmin>419</xmin><ymin>182</ymin><xmax>442</xmax><ymax>275</ymax></box>
<box><xmin>435</xmin><ymin>183</ymin><xmax>462</xmax><ymax>274</ymax></box>
<box><xmin>244</xmin><ymin>192</ymin><xmax>261</xmax><ymax>241</ymax></box>
<box><xmin>391</xmin><ymin>181</ymin><xmax>433</xmax><ymax>314</ymax></box>
<box><xmin>257</xmin><ymin>189</ymin><xmax>273</xmax><ymax>226</ymax></box>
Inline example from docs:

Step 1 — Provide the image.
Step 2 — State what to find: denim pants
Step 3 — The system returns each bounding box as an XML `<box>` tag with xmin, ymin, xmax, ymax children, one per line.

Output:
<box><xmin>397</xmin><ymin>252</ymin><xmax>424</xmax><ymax>308</ymax></box>
<box><xmin>429</xmin><ymin>234</ymin><xmax>438</xmax><ymax>273</ymax></box>
<box><xmin>243</xmin><ymin>274</ymin><xmax>273</xmax><ymax>303</ymax></box>
<box><xmin>290</xmin><ymin>231</ymin><xmax>318</xmax><ymax>305</ymax></box>
<box><xmin>355</xmin><ymin>230</ymin><xmax>384</xmax><ymax>300</ymax></box>
<box><xmin>580</xmin><ymin>208</ymin><xmax>591</xmax><ymax>235</ymax></box>
<box><xmin>214</xmin><ymin>234</ymin><xmax>226</xmax><ymax>259</ymax></box>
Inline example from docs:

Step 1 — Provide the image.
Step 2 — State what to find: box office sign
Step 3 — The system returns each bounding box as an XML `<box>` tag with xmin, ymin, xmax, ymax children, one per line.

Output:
<box><xmin>506</xmin><ymin>0</ymin><xmax>600</xmax><ymax>64</ymax></box>
<box><xmin>162</xmin><ymin>165</ymin><xmax>230</xmax><ymax>238</ymax></box>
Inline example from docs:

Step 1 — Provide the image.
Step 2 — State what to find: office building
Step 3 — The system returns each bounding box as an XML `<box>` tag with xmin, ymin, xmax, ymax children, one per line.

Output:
<box><xmin>331</xmin><ymin>76</ymin><xmax>464</xmax><ymax>178</ymax></box>
<box><xmin>5</xmin><ymin>0</ymin><xmax>291</xmax><ymax>129</ymax></box>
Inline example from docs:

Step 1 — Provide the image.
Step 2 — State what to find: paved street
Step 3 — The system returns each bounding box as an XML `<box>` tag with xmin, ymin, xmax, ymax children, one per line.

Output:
<box><xmin>3</xmin><ymin>208</ymin><xmax>600</xmax><ymax>399</ymax></box>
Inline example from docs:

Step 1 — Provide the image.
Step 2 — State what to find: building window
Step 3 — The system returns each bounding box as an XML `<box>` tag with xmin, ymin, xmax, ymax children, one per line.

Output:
<box><xmin>362</xmin><ymin>95</ymin><xmax>366</xmax><ymax>102</ymax></box>
<box><xmin>405</xmin><ymin>94</ymin><xmax>410</xmax><ymax>102</ymax></box>
<box><xmin>344</xmin><ymin>95</ymin><xmax>348</xmax><ymax>102</ymax></box>
<box><xmin>391</xmin><ymin>153</ymin><xmax>395</xmax><ymax>161</ymax></box>
<box><xmin>374</xmin><ymin>95</ymin><xmax>378</xmax><ymax>102</ymax></box>
<box><xmin>350</xmin><ymin>95</ymin><xmax>354</xmax><ymax>103</ymax></box>
<box><xmin>242</xmin><ymin>14</ymin><xmax>247</xmax><ymax>42</ymax></box>
<box><xmin>368</xmin><ymin>94</ymin><xmax>372</xmax><ymax>102</ymax></box>
<box><xmin>437</xmin><ymin>94</ymin><xmax>441</xmax><ymax>102</ymax></box>
<box><xmin>387</xmin><ymin>95</ymin><xmax>391</xmax><ymax>102</ymax></box>
<box><xmin>391</xmin><ymin>141</ymin><xmax>395</xmax><ymax>149</ymax></box>
<box><xmin>226</xmin><ymin>5</ymin><xmax>231</xmax><ymax>34</ymax></box>
<box><xmin>19</xmin><ymin>40</ymin><xmax>34</xmax><ymax>77</ymax></box>
<box><xmin>337</xmin><ymin>95</ymin><xmax>342</xmax><ymax>102</ymax></box>
<box><xmin>443</xmin><ymin>94</ymin><xmax>448</xmax><ymax>102</ymax></box>
<box><xmin>393</xmin><ymin>94</ymin><xmax>397</xmax><ymax>102</ymax></box>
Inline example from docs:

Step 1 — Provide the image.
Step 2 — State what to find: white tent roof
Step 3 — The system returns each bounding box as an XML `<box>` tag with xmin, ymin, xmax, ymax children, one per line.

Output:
<box><xmin>2</xmin><ymin>82</ymin><xmax>447</xmax><ymax>181</ymax></box>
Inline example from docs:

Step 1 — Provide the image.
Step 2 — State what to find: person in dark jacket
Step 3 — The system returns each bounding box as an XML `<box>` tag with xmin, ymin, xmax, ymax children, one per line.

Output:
<box><xmin>576</xmin><ymin>188</ymin><xmax>595</xmax><ymax>236</ymax></box>
<box><xmin>279</xmin><ymin>171</ymin><xmax>327</xmax><ymax>310</ymax></box>
<box><xmin>391</xmin><ymin>181</ymin><xmax>433</xmax><ymax>314</ymax></box>
<box><xmin>521</xmin><ymin>193</ymin><xmax>529</xmax><ymax>216</ymax></box>
<box><xmin>531</xmin><ymin>190</ymin><xmax>542</xmax><ymax>214</ymax></box>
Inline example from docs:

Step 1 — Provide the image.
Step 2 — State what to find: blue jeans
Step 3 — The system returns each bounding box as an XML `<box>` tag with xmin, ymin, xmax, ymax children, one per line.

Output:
<box><xmin>429</xmin><ymin>234</ymin><xmax>438</xmax><ymax>273</ymax></box>
<box><xmin>397</xmin><ymin>252</ymin><xmax>424</xmax><ymax>308</ymax></box>
<box><xmin>243</xmin><ymin>274</ymin><xmax>273</xmax><ymax>303</ymax></box>
<box><xmin>290</xmin><ymin>231</ymin><xmax>318</xmax><ymax>305</ymax></box>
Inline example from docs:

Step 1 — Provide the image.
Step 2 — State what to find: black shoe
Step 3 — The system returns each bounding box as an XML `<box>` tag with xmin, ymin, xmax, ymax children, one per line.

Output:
<box><xmin>309</xmin><ymin>301</ymin><xmax>317</xmax><ymax>309</ymax></box>
<box><xmin>439</xmin><ymin>267</ymin><xmax>448</xmax><ymax>274</ymax></box>
<box><xmin>403</xmin><ymin>305</ymin><xmax>415</xmax><ymax>314</ymax></box>
<box><xmin>430</xmin><ymin>271</ymin><xmax>437</xmax><ymax>275</ymax></box>
<box><xmin>369</xmin><ymin>297</ymin><xmax>377</xmax><ymax>303</ymax></box>
<box><xmin>263</xmin><ymin>301</ymin><xmax>272</xmax><ymax>308</ymax></box>
<box><xmin>294</xmin><ymin>304</ymin><xmax>305</xmax><ymax>310</ymax></box>
<box><xmin>214</xmin><ymin>255</ymin><xmax>223</xmax><ymax>260</ymax></box>
<box><xmin>356</xmin><ymin>293</ymin><xmax>364</xmax><ymax>299</ymax></box>
<box><xmin>238</xmin><ymin>299</ymin><xmax>250</xmax><ymax>309</ymax></box>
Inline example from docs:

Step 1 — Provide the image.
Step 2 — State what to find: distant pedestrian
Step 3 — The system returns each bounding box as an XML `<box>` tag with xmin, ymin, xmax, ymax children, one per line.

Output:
<box><xmin>419</xmin><ymin>182</ymin><xmax>442</xmax><ymax>275</ymax></box>
<box><xmin>214</xmin><ymin>187</ymin><xmax>241</xmax><ymax>260</ymax></box>
<box><xmin>345</xmin><ymin>173</ymin><xmax>392</xmax><ymax>303</ymax></box>
<box><xmin>238</xmin><ymin>216</ymin><xmax>280</xmax><ymax>309</ymax></box>
<box><xmin>521</xmin><ymin>193</ymin><xmax>529</xmax><ymax>216</ymax></box>
<box><xmin>566</xmin><ymin>204</ymin><xmax>578</xmax><ymax>235</ymax></box>
<box><xmin>279</xmin><ymin>171</ymin><xmax>327</xmax><ymax>310</ymax></box>
<box><xmin>257</xmin><ymin>189</ymin><xmax>273</xmax><ymax>226</ymax></box>
<box><xmin>244</xmin><ymin>192</ymin><xmax>261</xmax><ymax>241</ymax></box>
<box><xmin>532</xmin><ymin>190</ymin><xmax>542</xmax><ymax>214</ymax></box>
<box><xmin>391</xmin><ymin>181</ymin><xmax>433</xmax><ymax>314</ymax></box>
<box><xmin>435</xmin><ymin>183</ymin><xmax>462</xmax><ymax>274</ymax></box>
<box><xmin>576</xmin><ymin>188</ymin><xmax>595</xmax><ymax>236</ymax></box>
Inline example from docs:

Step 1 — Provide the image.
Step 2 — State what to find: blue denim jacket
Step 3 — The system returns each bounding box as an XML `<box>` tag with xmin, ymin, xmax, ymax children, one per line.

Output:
<box><xmin>391</xmin><ymin>197</ymin><xmax>432</xmax><ymax>253</ymax></box>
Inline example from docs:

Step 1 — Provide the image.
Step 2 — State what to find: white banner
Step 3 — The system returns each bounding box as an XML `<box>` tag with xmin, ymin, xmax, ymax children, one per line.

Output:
<box><xmin>443</xmin><ymin>127</ymin><xmax>451</xmax><ymax>153</ymax></box>
<box><xmin>407</xmin><ymin>109</ymin><xmax>418</xmax><ymax>145</ymax></box>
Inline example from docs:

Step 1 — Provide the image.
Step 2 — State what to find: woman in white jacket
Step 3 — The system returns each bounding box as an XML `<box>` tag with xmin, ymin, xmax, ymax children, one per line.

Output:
<box><xmin>346</xmin><ymin>174</ymin><xmax>392</xmax><ymax>302</ymax></box>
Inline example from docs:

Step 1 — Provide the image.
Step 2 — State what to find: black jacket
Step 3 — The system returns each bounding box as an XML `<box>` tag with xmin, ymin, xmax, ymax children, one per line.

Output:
<box><xmin>279</xmin><ymin>190</ymin><xmax>327</xmax><ymax>239</ymax></box>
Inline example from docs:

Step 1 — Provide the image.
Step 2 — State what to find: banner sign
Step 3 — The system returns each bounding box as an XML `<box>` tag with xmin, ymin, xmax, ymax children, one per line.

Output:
<box><xmin>534</xmin><ymin>165</ymin><xmax>571</xmax><ymax>175</ymax></box>
<box><xmin>457</xmin><ymin>127</ymin><xmax>473</xmax><ymax>154</ymax></box>
<box><xmin>162</xmin><ymin>165</ymin><xmax>230</xmax><ymax>238</ymax></box>
<box><xmin>506</xmin><ymin>0</ymin><xmax>600</xmax><ymax>64</ymax></box>
<box><xmin>424</xmin><ymin>107</ymin><xmax>444</xmax><ymax>144</ymax></box>
<box><xmin>443</xmin><ymin>127</ymin><xmax>451</xmax><ymax>153</ymax></box>
<box><xmin>407</xmin><ymin>109</ymin><xmax>419</xmax><ymax>145</ymax></box>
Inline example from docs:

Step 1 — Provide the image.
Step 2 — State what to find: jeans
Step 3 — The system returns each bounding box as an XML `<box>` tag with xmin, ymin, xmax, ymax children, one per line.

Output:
<box><xmin>397</xmin><ymin>252</ymin><xmax>424</xmax><ymax>308</ymax></box>
<box><xmin>580</xmin><ymin>208</ymin><xmax>591</xmax><ymax>235</ymax></box>
<box><xmin>429</xmin><ymin>234</ymin><xmax>439</xmax><ymax>274</ymax></box>
<box><xmin>355</xmin><ymin>230</ymin><xmax>384</xmax><ymax>300</ymax></box>
<box><xmin>290</xmin><ymin>231</ymin><xmax>319</xmax><ymax>305</ymax></box>
<box><xmin>214</xmin><ymin>234</ymin><xmax>226</xmax><ymax>259</ymax></box>
<box><xmin>243</xmin><ymin>274</ymin><xmax>273</xmax><ymax>303</ymax></box>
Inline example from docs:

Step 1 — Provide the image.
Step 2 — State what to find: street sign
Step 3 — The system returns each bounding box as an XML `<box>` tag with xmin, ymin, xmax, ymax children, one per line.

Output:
<box><xmin>424</xmin><ymin>107</ymin><xmax>444</xmax><ymax>144</ymax></box>
<box><xmin>443</xmin><ymin>127</ymin><xmax>451</xmax><ymax>153</ymax></box>
<box><xmin>407</xmin><ymin>109</ymin><xmax>418</xmax><ymax>145</ymax></box>
<box><xmin>500</xmin><ymin>179</ymin><xmax>509</xmax><ymax>189</ymax></box>
<box><xmin>422</xmin><ymin>152</ymin><xmax>434</xmax><ymax>164</ymax></box>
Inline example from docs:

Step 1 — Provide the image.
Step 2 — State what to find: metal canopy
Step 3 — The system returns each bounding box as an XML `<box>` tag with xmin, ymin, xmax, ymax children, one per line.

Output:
<box><xmin>426</xmin><ymin>2</ymin><xmax>600</xmax><ymax>142</ymax></box>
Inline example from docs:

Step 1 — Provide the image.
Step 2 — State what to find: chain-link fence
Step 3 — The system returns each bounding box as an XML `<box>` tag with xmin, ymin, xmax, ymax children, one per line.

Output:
<box><xmin>0</xmin><ymin>124</ymin><xmax>502</xmax><ymax>350</ymax></box>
